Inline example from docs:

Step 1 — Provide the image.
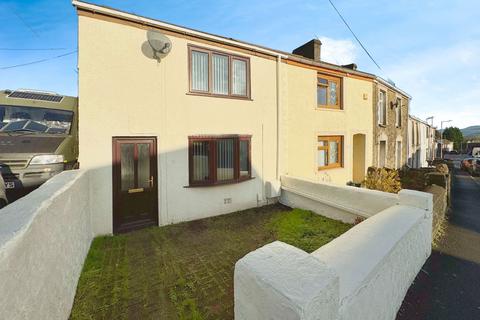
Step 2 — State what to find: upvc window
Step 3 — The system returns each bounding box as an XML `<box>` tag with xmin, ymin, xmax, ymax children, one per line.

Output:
<box><xmin>378</xmin><ymin>90</ymin><xmax>387</xmax><ymax>126</ymax></box>
<box><xmin>395</xmin><ymin>97</ymin><xmax>402</xmax><ymax>127</ymax></box>
<box><xmin>317</xmin><ymin>136</ymin><xmax>343</xmax><ymax>170</ymax></box>
<box><xmin>189</xmin><ymin>46</ymin><xmax>250</xmax><ymax>99</ymax></box>
<box><xmin>189</xmin><ymin>135</ymin><xmax>251</xmax><ymax>186</ymax></box>
<box><xmin>317</xmin><ymin>74</ymin><xmax>341</xmax><ymax>109</ymax></box>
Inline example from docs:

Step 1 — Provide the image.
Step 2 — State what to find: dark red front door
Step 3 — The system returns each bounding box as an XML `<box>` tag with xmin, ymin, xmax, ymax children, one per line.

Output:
<box><xmin>112</xmin><ymin>137</ymin><xmax>158</xmax><ymax>233</ymax></box>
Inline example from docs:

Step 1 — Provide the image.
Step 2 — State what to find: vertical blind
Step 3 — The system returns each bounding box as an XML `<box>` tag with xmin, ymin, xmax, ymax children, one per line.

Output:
<box><xmin>192</xmin><ymin>141</ymin><xmax>210</xmax><ymax>181</ymax></box>
<box><xmin>216</xmin><ymin>139</ymin><xmax>234</xmax><ymax>181</ymax></box>
<box><xmin>212</xmin><ymin>54</ymin><xmax>229</xmax><ymax>95</ymax></box>
<box><xmin>232</xmin><ymin>59</ymin><xmax>247</xmax><ymax>95</ymax></box>
<box><xmin>191</xmin><ymin>50</ymin><xmax>209</xmax><ymax>92</ymax></box>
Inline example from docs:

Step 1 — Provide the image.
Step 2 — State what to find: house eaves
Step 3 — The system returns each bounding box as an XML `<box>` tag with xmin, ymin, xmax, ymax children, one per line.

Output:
<box><xmin>72</xmin><ymin>0</ymin><xmax>378</xmax><ymax>81</ymax></box>
<box><xmin>286</xmin><ymin>54</ymin><xmax>376</xmax><ymax>80</ymax></box>
<box><xmin>72</xmin><ymin>0</ymin><xmax>287</xmax><ymax>59</ymax></box>
<box><xmin>409</xmin><ymin>114</ymin><xmax>434</xmax><ymax>128</ymax></box>
<box><xmin>375</xmin><ymin>77</ymin><xmax>412</xmax><ymax>100</ymax></box>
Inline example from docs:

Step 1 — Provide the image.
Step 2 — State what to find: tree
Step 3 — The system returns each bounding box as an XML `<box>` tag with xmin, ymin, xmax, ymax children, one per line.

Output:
<box><xmin>442</xmin><ymin>127</ymin><xmax>463</xmax><ymax>150</ymax></box>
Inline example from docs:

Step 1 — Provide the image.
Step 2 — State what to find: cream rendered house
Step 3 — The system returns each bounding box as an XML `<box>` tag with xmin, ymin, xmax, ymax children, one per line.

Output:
<box><xmin>74</xmin><ymin>1</ymin><xmax>377</xmax><ymax>234</ymax></box>
<box><xmin>284</xmin><ymin>41</ymin><xmax>374</xmax><ymax>185</ymax></box>
<box><xmin>75</xmin><ymin>1</ymin><xmax>286</xmax><ymax>234</ymax></box>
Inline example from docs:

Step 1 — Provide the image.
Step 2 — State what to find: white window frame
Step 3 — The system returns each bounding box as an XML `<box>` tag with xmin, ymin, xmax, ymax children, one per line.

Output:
<box><xmin>395</xmin><ymin>139</ymin><xmax>402</xmax><ymax>169</ymax></box>
<box><xmin>378</xmin><ymin>89</ymin><xmax>387</xmax><ymax>126</ymax></box>
<box><xmin>378</xmin><ymin>140</ymin><xmax>388</xmax><ymax>168</ymax></box>
<box><xmin>395</xmin><ymin>97</ymin><xmax>402</xmax><ymax>128</ymax></box>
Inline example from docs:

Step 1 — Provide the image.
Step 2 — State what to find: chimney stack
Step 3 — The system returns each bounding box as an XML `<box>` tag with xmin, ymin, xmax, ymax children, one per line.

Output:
<box><xmin>292</xmin><ymin>39</ymin><xmax>322</xmax><ymax>62</ymax></box>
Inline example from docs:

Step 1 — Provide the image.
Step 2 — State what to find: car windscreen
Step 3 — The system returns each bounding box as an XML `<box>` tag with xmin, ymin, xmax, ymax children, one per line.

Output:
<box><xmin>0</xmin><ymin>105</ymin><xmax>73</xmax><ymax>134</ymax></box>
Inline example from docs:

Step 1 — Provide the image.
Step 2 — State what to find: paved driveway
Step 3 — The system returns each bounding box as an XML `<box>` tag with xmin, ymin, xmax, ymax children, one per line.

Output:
<box><xmin>397</xmin><ymin>170</ymin><xmax>480</xmax><ymax>319</ymax></box>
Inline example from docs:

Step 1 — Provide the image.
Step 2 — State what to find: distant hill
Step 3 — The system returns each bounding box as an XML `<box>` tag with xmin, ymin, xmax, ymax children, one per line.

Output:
<box><xmin>461</xmin><ymin>126</ymin><xmax>480</xmax><ymax>138</ymax></box>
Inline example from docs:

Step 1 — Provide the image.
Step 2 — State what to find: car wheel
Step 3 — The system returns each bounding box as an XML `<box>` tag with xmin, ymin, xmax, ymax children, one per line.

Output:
<box><xmin>0</xmin><ymin>199</ymin><xmax>7</xmax><ymax>209</ymax></box>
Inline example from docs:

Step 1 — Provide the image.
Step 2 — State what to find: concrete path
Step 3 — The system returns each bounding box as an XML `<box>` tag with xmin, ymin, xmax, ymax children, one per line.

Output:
<box><xmin>396</xmin><ymin>169</ymin><xmax>480</xmax><ymax>320</ymax></box>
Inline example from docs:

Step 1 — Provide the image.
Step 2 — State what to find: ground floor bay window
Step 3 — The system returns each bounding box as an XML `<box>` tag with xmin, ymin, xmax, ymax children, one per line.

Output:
<box><xmin>188</xmin><ymin>135</ymin><xmax>251</xmax><ymax>186</ymax></box>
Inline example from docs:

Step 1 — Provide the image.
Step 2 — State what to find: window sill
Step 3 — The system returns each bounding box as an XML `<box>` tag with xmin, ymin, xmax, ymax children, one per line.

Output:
<box><xmin>378</xmin><ymin>124</ymin><xmax>387</xmax><ymax>128</ymax></box>
<box><xmin>186</xmin><ymin>92</ymin><xmax>253</xmax><ymax>101</ymax></box>
<box><xmin>318</xmin><ymin>165</ymin><xmax>343</xmax><ymax>171</ymax></box>
<box><xmin>184</xmin><ymin>176</ymin><xmax>255</xmax><ymax>188</ymax></box>
<box><xmin>316</xmin><ymin>105</ymin><xmax>343</xmax><ymax>111</ymax></box>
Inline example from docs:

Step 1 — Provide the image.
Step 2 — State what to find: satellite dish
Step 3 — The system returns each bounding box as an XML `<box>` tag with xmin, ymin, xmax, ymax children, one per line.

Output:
<box><xmin>146</xmin><ymin>30</ymin><xmax>172</xmax><ymax>60</ymax></box>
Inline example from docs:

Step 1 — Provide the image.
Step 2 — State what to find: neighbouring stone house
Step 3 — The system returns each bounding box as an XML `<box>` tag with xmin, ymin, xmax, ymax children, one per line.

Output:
<box><xmin>372</xmin><ymin>78</ymin><xmax>410</xmax><ymax>169</ymax></box>
<box><xmin>74</xmin><ymin>0</ymin><xmax>410</xmax><ymax>235</ymax></box>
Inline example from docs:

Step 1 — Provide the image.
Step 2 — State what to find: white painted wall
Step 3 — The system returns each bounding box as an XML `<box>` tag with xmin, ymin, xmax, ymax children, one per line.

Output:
<box><xmin>236</xmin><ymin>177</ymin><xmax>433</xmax><ymax>320</ymax></box>
<box><xmin>0</xmin><ymin>170</ymin><xmax>93</xmax><ymax>320</ymax></box>
<box><xmin>235</xmin><ymin>241</ymin><xmax>339</xmax><ymax>320</ymax></box>
<box><xmin>280</xmin><ymin>175</ymin><xmax>398</xmax><ymax>223</ymax></box>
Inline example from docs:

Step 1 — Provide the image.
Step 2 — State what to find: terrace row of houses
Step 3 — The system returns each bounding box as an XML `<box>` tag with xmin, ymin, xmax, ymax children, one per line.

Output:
<box><xmin>72</xmin><ymin>1</ymin><xmax>437</xmax><ymax>234</ymax></box>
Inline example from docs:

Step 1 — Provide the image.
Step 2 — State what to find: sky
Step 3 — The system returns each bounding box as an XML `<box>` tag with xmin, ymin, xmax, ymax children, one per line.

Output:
<box><xmin>0</xmin><ymin>0</ymin><xmax>479</xmax><ymax>129</ymax></box>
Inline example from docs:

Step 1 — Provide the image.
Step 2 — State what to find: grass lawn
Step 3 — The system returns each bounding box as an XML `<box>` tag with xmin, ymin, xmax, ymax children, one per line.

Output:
<box><xmin>70</xmin><ymin>204</ymin><xmax>352</xmax><ymax>320</ymax></box>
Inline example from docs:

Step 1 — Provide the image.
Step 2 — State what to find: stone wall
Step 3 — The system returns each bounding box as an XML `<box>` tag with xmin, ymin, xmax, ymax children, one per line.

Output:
<box><xmin>427</xmin><ymin>184</ymin><xmax>448</xmax><ymax>238</ymax></box>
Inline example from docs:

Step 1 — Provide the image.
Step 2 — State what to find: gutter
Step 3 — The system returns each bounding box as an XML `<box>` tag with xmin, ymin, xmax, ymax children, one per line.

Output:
<box><xmin>375</xmin><ymin>76</ymin><xmax>412</xmax><ymax>99</ymax></box>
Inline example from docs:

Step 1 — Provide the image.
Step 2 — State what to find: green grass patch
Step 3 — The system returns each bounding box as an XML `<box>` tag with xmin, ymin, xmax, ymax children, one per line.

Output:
<box><xmin>268</xmin><ymin>208</ymin><xmax>352</xmax><ymax>253</ymax></box>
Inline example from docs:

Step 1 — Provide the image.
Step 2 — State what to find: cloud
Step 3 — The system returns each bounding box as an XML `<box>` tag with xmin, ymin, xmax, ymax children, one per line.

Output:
<box><xmin>385</xmin><ymin>40</ymin><xmax>480</xmax><ymax>129</ymax></box>
<box><xmin>318</xmin><ymin>37</ymin><xmax>357</xmax><ymax>65</ymax></box>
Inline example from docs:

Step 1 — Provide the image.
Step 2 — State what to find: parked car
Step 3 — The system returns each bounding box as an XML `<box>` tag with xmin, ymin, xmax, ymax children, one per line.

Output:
<box><xmin>471</xmin><ymin>147</ymin><xmax>480</xmax><ymax>158</ymax></box>
<box><xmin>0</xmin><ymin>174</ymin><xmax>7</xmax><ymax>209</ymax></box>
<box><xmin>472</xmin><ymin>159</ymin><xmax>480</xmax><ymax>176</ymax></box>
<box><xmin>461</xmin><ymin>157</ymin><xmax>477</xmax><ymax>174</ymax></box>
<box><xmin>0</xmin><ymin>89</ymin><xmax>78</xmax><ymax>194</ymax></box>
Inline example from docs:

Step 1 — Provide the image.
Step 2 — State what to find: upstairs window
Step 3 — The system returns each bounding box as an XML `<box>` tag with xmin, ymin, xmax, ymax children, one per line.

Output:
<box><xmin>317</xmin><ymin>136</ymin><xmax>343</xmax><ymax>170</ymax></box>
<box><xmin>189</xmin><ymin>46</ymin><xmax>250</xmax><ymax>99</ymax></box>
<box><xmin>395</xmin><ymin>97</ymin><xmax>402</xmax><ymax>127</ymax></box>
<box><xmin>317</xmin><ymin>74</ymin><xmax>341</xmax><ymax>109</ymax></box>
<box><xmin>378</xmin><ymin>90</ymin><xmax>387</xmax><ymax>126</ymax></box>
<box><xmin>189</xmin><ymin>135</ymin><xmax>251</xmax><ymax>186</ymax></box>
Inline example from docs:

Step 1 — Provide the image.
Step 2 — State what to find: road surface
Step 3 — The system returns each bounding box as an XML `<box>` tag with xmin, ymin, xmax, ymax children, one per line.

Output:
<box><xmin>397</xmin><ymin>164</ymin><xmax>480</xmax><ymax>319</ymax></box>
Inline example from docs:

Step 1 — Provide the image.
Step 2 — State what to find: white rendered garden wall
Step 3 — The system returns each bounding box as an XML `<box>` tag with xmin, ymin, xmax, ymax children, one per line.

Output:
<box><xmin>236</xmin><ymin>176</ymin><xmax>433</xmax><ymax>320</ymax></box>
<box><xmin>280</xmin><ymin>175</ymin><xmax>399</xmax><ymax>223</ymax></box>
<box><xmin>0</xmin><ymin>170</ymin><xmax>93</xmax><ymax>320</ymax></box>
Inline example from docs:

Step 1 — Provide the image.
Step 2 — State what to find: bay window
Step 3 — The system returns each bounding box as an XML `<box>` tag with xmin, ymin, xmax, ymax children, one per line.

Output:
<box><xmin>189</xmin><ymin>46</ymin><xmax>250</xmax><ymax>99</ymax></box>
<box><xmin>189</xmin><ymin>135</ymin><xmax>251</xmax><ymax>186</ymax></box>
